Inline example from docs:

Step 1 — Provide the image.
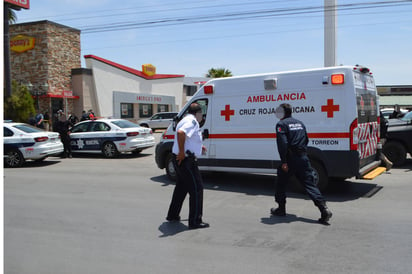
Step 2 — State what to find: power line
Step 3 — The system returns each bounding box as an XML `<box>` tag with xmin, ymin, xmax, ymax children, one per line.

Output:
<box><xmin>80</xmin><ymin>1</ymin><xmax>412</xmax><ymax>34</ymax></box>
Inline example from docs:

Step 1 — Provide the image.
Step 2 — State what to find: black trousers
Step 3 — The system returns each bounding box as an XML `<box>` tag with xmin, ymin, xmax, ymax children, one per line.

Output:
<box><xmin>275</xmin><ymin>153</ymin><xmax>325</xmax><ymax>206</ymax></box>
<box><xmin>167</xmin><ymin>155</ymin><xmax>204</xmax><ymax>226</ymax></box>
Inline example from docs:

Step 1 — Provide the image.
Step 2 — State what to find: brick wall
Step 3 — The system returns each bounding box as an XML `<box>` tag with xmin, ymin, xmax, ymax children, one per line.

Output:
<box><xmin>10</xmin><ymin>20</ymin><xmax>81</xmax><ymax>96</ymax></box>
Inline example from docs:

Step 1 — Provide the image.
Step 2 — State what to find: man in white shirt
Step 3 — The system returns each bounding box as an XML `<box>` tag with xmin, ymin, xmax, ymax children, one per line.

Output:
<box><xmin>166</xmin><ymin>103</ymin><xmax>209</xmax><ymax>229</ymax></box>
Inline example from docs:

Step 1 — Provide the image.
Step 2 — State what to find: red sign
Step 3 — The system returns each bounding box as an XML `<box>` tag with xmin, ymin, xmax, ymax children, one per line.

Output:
<box><xmin>4</xmin><ymin>0</ymin><xmax>30</xmax><ymax>9</ymax></box>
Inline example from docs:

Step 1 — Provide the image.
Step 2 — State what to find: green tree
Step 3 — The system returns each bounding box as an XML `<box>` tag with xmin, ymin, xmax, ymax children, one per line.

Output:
<box><xmin>8</xmin><ymin>7</ymin><xmax>17</xmax><ymax>24</ymax></box>
<box><xmin>4</xmin><ymin>81</ymin><xmax>35</xmax><ymax>122</ymax></box>
<box><xmin>206</xmin><ymin>68</ymin><xmax>233</xmax><ymax>78</ymax></box>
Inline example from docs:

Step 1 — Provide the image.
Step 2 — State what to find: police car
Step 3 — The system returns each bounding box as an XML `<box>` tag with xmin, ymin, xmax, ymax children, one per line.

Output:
<box><xmin>69</xmin><ymin>119</ymin><xmax>155</xmax><ymax>157</ymax></box>
<box><xmin>4</xmin><ymin>122</ymin><xmax>64</xmax><ymax>167</ymax></box>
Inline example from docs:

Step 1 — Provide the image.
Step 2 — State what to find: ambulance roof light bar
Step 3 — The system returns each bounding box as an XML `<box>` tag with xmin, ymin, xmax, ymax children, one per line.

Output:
<box><xmin>353</xmin><ymin>64</ymin><xmax>370</xmax><ymax>74</ymax></box>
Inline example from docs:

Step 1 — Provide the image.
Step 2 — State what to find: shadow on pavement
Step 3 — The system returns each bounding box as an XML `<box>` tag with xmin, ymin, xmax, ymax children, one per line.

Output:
<box><xmin>151</xmin><ymin>171</ymin><xmax>383</xmax><ymax>203</ymax></box>
<box><xmin>158</xmin><ymin>221</ymin><xmax>188</xmax><ymax>237</ymax></box>
<box><xmin>260</xmin><ymin>214</ymin><xmax>321</xmax><ymax>226</ymax></box>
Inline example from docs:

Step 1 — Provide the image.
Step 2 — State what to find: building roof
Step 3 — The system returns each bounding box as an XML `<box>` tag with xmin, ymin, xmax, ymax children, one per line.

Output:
<box><xmin>11</xmin><ymin>20</ymin><xmax>81</xmax><ymax>33</ymax></box>
<box><xmin>84</xmin><ymin>55</ymin><xmax>185</xmax><ymax>80</ymax></box>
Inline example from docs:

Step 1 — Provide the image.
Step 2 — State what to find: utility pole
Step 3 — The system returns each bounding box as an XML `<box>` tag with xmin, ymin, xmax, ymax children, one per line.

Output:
<box><xmin>4</xmin><ymin>2</ymin><xmax>12</xmax><ymax>97</ymax></box>
<box><xmin>324</xmin><ymin>0</ymin><xmax>337</xmax><ymax>67</ymax></box>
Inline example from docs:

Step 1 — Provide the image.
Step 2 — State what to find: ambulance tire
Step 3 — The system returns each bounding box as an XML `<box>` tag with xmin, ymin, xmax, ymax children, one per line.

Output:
<box><xmin>290</xmin><ymin>159</ymin><xmax>328</xmax><ymax>192</ymax></box>
<box><xmin>383</xmin><ymin>141</ymin><xmax>407</xmax><ymax>166</ymax></box>
<box><xmin>165</xmin><ymin>153</ymin><xmax>177</xmax><ymax>181</ymax></box>
<box><xmin>311</xmin><ymin>160</ymin><xmax>328</xmax><ymax>191</ymax></box>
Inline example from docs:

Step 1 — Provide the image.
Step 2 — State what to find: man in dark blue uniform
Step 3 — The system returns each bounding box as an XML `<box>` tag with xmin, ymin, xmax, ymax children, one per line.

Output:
<box><xmin>271</xmin><ymin>103</ymin><xmax>332</xmax><ymax>224</ymax></box>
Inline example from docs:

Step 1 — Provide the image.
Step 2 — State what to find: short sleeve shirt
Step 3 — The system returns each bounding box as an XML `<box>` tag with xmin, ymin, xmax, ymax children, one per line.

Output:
<box><xmin>172</xmin><ymin>114</ymin><xmax>203</xmax><ymax>157</ymax></box>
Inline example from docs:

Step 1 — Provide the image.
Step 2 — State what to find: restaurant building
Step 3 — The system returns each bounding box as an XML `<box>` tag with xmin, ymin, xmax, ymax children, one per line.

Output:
<box><xmin>10</xmin><ymin>20</ymin><xmax>208</xmax><ymax>123</ymax></box>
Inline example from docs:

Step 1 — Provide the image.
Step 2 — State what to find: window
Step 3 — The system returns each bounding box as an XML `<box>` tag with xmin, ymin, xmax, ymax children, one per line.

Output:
<box><xmin>91</xmin><ymin>122</ymin><xmax>110</xmax><ymax>132</ymax></box>
<box><xmin>121</xmin><ymin>103</ymin><xmax>134</xmax><ymax>119</ymax></box>
<box><xmin>157</xmin><ymin>104</ymin><xmax>169</xmax><ymax>112</ymax></box>
<box><xmin>4</xmin><ymin>127</ymin><xmax>13</xmax><ymax>137</ymax></box>
<box><xmin>139</xmin><ymin>104</ymin><xmax>153</xmax><ymax>118</ymax></box>
<box><xmin>71</xmin><ymin>122</ymin><xmax>90</xmax><ymax>133</ymax></box>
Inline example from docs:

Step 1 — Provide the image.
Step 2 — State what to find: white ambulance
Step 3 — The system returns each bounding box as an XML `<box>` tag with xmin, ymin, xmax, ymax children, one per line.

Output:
<box><xmin>155</xmin><ymin>65</ymin><xmax>382</xmax><ymax>189</ymax></box>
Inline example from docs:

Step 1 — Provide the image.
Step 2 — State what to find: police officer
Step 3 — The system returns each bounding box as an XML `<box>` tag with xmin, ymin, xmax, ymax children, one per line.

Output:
<box><xmin>166</xmin><ymin>103</ymin><xmax>209</xmax><ymax>229</ymax></box>
<box><xmin>271</xmin><ymin>103</ymin><xmax>332</xmax><ymax>224</ymax></box>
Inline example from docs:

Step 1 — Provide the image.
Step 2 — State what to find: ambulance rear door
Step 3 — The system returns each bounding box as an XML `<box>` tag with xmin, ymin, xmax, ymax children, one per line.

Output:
<box><xmin>353</xmin><ymin>67</ymin><xmax>379</xmax><ymax>171</ymax></box>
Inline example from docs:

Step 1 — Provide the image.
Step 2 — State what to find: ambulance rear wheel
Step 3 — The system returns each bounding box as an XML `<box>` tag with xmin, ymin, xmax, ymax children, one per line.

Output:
<box><xmin>165</xmin><ymin>153</ymin><xmax>177</xmax><ymax>181</ymax></box>
<box><xmin>311</xmin><ymin>160</ymin><xmax>328</xmax><ymax>191</ymax></box>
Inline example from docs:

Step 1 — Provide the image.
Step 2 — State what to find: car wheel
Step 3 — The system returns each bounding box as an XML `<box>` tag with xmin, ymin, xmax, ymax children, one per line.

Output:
<box><xmin>102</xmin><ymin>142</ymin><xmax>118</xmax><ymax>158</ymax></box>
<box><xmin>383</xmin><ymin>141</ymin><xmax>407</xmax><ymax>166</ymax></box>
<box><xmin>5</xmin><ymin>149</ymin><xmax>25</xmax><ymax>168</ymax></box>
<box><xmin>165</xmin><ymin>153</ymin><xmax>177</xmax><ymax>181</ymax></box>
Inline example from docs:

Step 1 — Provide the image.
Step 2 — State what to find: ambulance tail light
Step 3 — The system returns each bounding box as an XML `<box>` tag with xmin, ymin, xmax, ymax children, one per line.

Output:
<box><xmin>331</xmin><ymin>74</ymin><xmax>344</xmax><ymax>85</ymax></box>
<box><xmin>204</xmin><ymin>85</ymin><xmax>214</xmax><ymax>94</ymax></box>
<box><xmin>350</xmin><ymin>118</ymin><xmax>359</xmax><ymax>151</ymax></box>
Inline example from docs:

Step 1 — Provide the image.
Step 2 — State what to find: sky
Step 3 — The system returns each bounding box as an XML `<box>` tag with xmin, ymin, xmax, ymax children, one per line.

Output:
<box><xmin>11</xmin><ymin>0</ymin><xmax>412</xmax><ymax>85</ymax></box>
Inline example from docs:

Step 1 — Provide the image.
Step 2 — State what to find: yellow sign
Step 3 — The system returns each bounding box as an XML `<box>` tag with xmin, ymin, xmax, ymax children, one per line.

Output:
<box><xmin>142</xmin><ymin>64</ymin><xmax>156</xmax><ymax>77</ymax></box>
<box><xmin>10</xmin><ymin>35</ymin><xmax>35</xmax><ymax>53</ymax></box>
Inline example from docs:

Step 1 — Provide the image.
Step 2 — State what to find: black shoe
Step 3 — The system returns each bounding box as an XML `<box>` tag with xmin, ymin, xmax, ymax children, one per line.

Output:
<box><xmin>318</xmin><ymin>209</ymin><xmax>332</xmax><ymax>224</ymax></box>
<box><xmin>166</xmin><ymin>216</ymin><xmax>181</xmax><ymax>222</ymax></box>
<box><xmin>270</xmin><ymin>207</ymin><xmax>286</xmax><ymax>216</ymax></box>
<box><xmin>188</xmin><ymin>222</ymin><xmax>210</xmax><ymax>230</ymax></box>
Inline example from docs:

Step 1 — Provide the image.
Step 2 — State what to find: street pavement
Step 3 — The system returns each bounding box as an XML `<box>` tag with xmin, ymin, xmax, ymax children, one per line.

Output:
<box><xmin>4</xmin><ymin>133</ymin><xmax>412</xmax><ymax>274</ymax></box>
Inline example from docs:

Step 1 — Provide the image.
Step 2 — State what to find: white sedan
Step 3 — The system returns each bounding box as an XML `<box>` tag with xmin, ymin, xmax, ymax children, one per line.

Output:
<box><xmin>69</xmin><ymin>119</ymin><xmax>155</xmax><ymax>158</ymax></box>
<box><xmin>4</xmin><ymin>122</ymin><xmax>64</xmax><ymax>167</ymax></box>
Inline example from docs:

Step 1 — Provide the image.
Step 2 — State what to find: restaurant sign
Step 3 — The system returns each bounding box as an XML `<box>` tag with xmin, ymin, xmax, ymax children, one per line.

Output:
<box><xmin>10</xmin><ymin>35</ymin><xmax>35</xmax><ymax>53</ymax></box>
<box><xmin>142</xmin><ymin>64</ymin><xmax>156</xmax><ymax>77</ymax></box>
<box><xmin>4</xmin><ymin>0</ymin><xmax>30</xmax><ymax>9</ymax></box>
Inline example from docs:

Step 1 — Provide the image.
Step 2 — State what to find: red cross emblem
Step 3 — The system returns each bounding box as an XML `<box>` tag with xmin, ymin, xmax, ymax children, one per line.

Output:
<box><xmin>321</xmin><ymin>99</ymin><xmax>340</xmax><ymax>118</ymax></box>
<box><xmin>221</xmin><ymin>104</ymin><xmax>235</xmax><ymax>121</ymax></box>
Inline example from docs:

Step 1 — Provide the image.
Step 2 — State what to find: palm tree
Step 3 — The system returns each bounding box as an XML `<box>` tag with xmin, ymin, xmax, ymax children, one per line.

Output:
<box><xmin>8</xmin><ymin>8</ymin><xmax>17</xmax><ymax>24</ymax></box>
<box><xmin>206</xmin><ymin>68</ymin><xmax>233</xmax><ymax>78</ymax></box>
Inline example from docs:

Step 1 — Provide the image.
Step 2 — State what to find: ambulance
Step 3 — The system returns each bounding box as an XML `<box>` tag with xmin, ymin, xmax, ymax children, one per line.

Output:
<box><xmin>155</xmin><ymin>65</ymin><xmax>382</xmax><ymax>190</ymax></box>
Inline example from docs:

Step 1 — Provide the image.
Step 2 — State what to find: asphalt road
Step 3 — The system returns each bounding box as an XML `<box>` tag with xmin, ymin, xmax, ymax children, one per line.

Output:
<box><xmin>4</xmin><ymin>133</ymin><xmax>412</xmax><ymax>274</ymax></box>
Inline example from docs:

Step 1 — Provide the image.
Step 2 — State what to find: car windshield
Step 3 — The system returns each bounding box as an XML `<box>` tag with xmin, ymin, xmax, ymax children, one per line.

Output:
<box><xmin>111</xmin><ymin>120</ymin><xmax>140</xmax><ymax>128</ymax></box>
<box><xmin>13</xmin><ymin>124</ymin><xmax>43</xmax><ymax>133</ymax></box>
<box><xmin>401</xmin><ymin>112</ymin><xmax>412</xmax><ymax>121</ymax></box>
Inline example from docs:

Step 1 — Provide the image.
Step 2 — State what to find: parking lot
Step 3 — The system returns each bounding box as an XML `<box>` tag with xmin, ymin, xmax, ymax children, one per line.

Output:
<box><xmin>4</xmin><ymin>132</ymin><xmax>412</xmax><ymax>274</ymax></box>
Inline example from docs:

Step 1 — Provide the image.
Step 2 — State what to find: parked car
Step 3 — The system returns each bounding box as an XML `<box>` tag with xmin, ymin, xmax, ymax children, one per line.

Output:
<box><xmin>138</xmin><ymin>112</ymin><xmax>178</xmax><ymax>131</ymax></box>
<box><xmin>380</xmin><ymin>108</ymin><xmax>408</xmax><ymax>120</ymax></box>
<box><xmin>69</xmin><ymin>119</ymin><xmax>155</xmax><ymax>158</ymax></box>
<box><xmin>4</xmin><ymin>122</ymin><xmax>64</xmax><ymax>167</ymax></box>
<box><xmin>383</xmin><ymin>111</ymin><xmax>412</xmax><ymax>166</ymax></box>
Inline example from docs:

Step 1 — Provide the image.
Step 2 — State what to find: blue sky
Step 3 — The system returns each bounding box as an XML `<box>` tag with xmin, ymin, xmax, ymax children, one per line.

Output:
<box><xmin>13</xmin><ymin>0</ymin><xmax>412</xmax><ymax>85</ymax></box>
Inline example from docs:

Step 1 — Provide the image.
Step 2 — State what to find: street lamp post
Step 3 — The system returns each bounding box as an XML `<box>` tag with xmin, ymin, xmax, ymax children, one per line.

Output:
<box><xmin>27</xmin><ymin>82</ymin><xmax>49</xmax><ymax>112</ymax></box>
